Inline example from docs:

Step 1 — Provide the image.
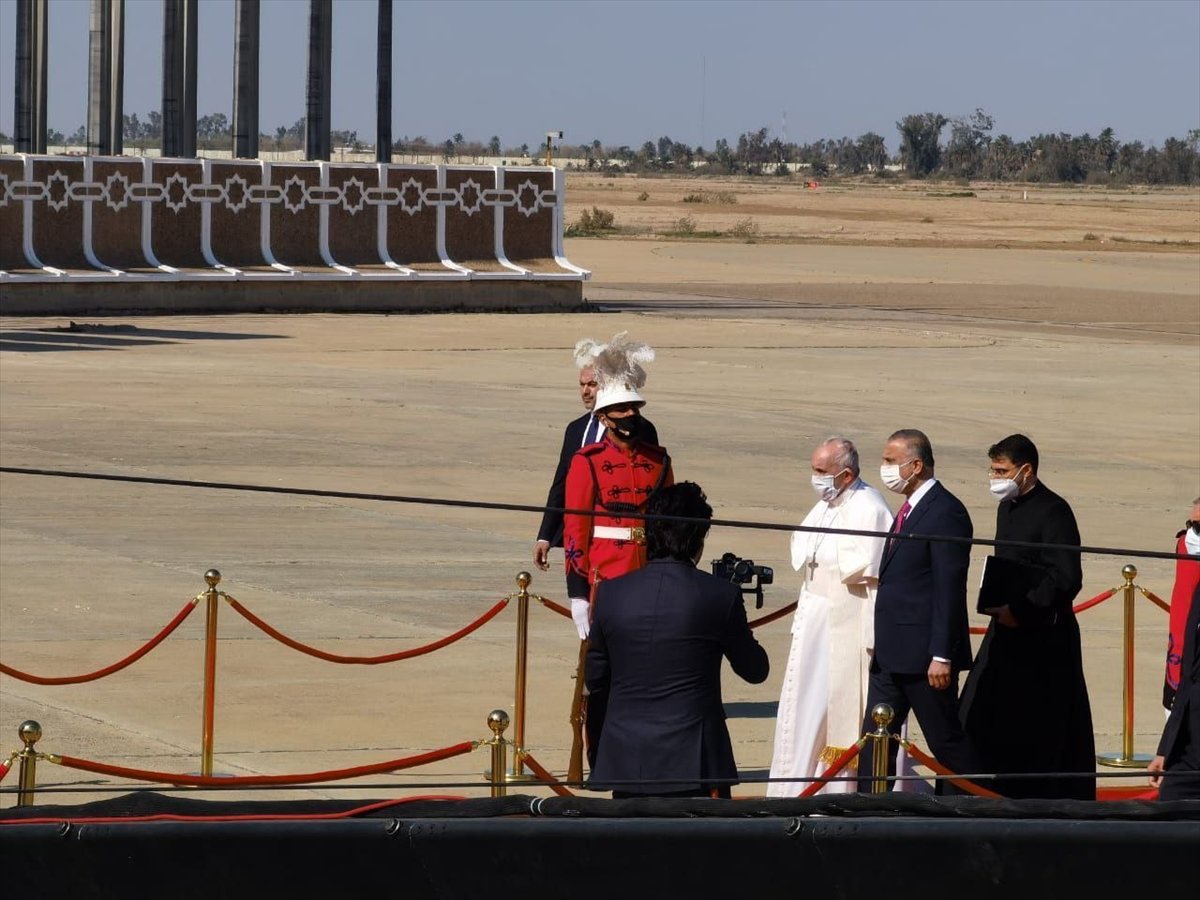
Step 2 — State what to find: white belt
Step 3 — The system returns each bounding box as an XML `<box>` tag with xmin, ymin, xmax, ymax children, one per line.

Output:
<box><xmin>593</xmin><ymin>525</ymin><xmax>645</xmax><ymax>544</ymax></box>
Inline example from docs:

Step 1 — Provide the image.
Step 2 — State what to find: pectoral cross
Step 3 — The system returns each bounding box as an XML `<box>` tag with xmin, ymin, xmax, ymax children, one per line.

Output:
<box><xmin>805</xmin><ymin>557</ymin><xmax>819</xmax><ymax>580</ymax></box>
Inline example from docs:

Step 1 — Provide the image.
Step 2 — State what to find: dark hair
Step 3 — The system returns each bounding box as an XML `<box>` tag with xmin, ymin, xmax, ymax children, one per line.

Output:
<box><xmin>888</xmin><ymin>429</ymin><xmax>935</xmax><ymax>469</ymax></box>
<box><xmin>989</xmin><ymin>433</ymin><xmax>1039</xmax><ymax>474</ymax></box>
<box><xmin>646</xmin><ymin>482</ymin><xmax>712</xmax><ymax>563</ymax></box>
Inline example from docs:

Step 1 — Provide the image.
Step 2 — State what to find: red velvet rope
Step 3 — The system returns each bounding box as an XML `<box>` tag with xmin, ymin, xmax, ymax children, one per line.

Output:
<box><xmin>537</xmin><ymin>596</ymin><xmax>573</xmax><ymax>619</ymax></box>
<box><xmin>0</xmin><ymin>598</ymin><xmax>199</xmax><ymax>685</ymax></box>
<box><xmin>224</xmin><ymin>595</ymin><xmax>508</xmax><ymax>664</ymax></box>
<box><xmin>798</xmin><ymin>740</ymin><xmax>865</xmax><ymax>797</ymax></box>
<box><xmin>48</xmin><ymin>741</ymin><xmax>476</xmax><ymax>787</ymax></box>
<box><xmin>970</xmin><ymin>587</ymin><xmax>1118</xmax><ymax>636</ymax></box>
<box><xmin>0</xmin><ymin>753</ymin><xmax>14</xmax><ymax>783</ymax></box>
<box><xmin>0</xmin><ymin>796</ymin><xmax>471</xmax><ymax>827</ymax></box>
<box><xmin>520</xmin><ymin>752</ymin><xmax>576</xmax><ymax>797</ymax></box>
<box><xmin>1138</xmin><ymin>587</ymin><xmax>1170</xmax><ymax>613</ymax></box>
<box><xmin>749</xmin><ymin>601</ymin><xmax>798</xmax><ymax>630</ymax></box>
<box><xmin>900</xmin><ymin>740</ymin><xmax>1002</xmax><ymax>798</ymax></box>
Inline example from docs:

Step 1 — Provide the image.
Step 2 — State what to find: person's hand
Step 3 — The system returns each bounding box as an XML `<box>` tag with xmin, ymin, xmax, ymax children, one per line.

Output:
<box><xmin>570</xmin><ymin>598</ymin><xmax>590</xmax><ymax>640</ymax></box>
<box><xmin>983</xmin><ymin>604</ymin><xmax>1018</xmax><ymax>628</ymax></box>
<box><xmin>533</xmin><ymin>540</ymin><xmax>551</xmax><ymax>571</ymax></box>
<box><xmin>927</xmin><ymin>659</ymin><xmax>952</xmax><ymax>690</ymax></box>
<box><xmin>1148</xmin><ymin>754</ymin><xmax>1166</xmax><ymax>790</ymax></box>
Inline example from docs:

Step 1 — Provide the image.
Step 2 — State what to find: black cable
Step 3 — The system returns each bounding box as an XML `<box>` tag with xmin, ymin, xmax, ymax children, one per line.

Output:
<box><xmin>2</xmin><ymin>465</ymin><xmax>1194</xmax><ymax>561</ymax></box>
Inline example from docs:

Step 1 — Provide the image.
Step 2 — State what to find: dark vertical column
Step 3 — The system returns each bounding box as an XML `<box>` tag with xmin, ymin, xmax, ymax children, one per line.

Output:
<box><xmin>233</xmin><ymin>0</ymin><xmax>260</xmax><ymax>158</ymax></box>
<box><xmin>33</xmin><ymin>0</ymin><xmax>48</xmax><ymax>153</ymax></box>
<box><xmin>164</xmin><ymin>0</ymin><xmax>198</xmax><ymax>157</ymax></box>
<box><xmin>181</xmin><ymin>0</ymin><xmax>197</xmax><ymax>156</ymax></box>
<box><xmin>304</xmin><ymin>0</ymin><xmax>332</xmax><ymax>161</ymax></box>
<box><xmin>14</xmin><ymin>0</ymin><xmax>33</xmax><ymax>152</ymax></box>
<box><xmin>110</xmin><ymin>0</ymin><xmax>124</xmax><ymax>154</ymax></box>
<box><xmin>88</xmin><ymin>0</ymin><xmax>113</xmax><ymax>155</ymax></box>
<box><xmin>376</xmin><ymin>0</ymin><xmax>391</xmax><ymax>163</ymax></box>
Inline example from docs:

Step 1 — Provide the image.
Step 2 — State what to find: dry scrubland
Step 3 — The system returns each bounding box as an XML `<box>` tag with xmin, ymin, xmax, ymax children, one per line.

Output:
<box><xmin>1</xmin><ymin>174</ymin><xmax>1197</xmax><ymax>805</ymax></box>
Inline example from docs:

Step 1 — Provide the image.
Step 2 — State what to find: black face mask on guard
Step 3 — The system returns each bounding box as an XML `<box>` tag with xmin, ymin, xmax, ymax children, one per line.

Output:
<box><xmin>608</xmin><ymin>414</ymin><xmax>643</xmax><ymax>441</ymax></box>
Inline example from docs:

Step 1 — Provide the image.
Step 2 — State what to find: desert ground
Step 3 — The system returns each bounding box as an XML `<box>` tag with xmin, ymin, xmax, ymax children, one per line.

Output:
<box><xmin>1</xmin><ymin>174</ymin><xmax>1197</xmax><ymax>806</ymax></box>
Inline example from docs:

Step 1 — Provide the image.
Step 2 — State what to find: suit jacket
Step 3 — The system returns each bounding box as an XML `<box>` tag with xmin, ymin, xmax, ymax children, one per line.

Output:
<box><xmin>1159</xmin><ymin>582</ymin><xmax>1200</xmax><ymax>765</ymax></box>
<box><xmin>536</xmin><ymin>412</ymin><xmax>658</xmax><ymax>546</ymax></box>
<box><xmin>585</xmin><ymin>558</ymin><xmax>769</xmax><ymax>793</ymax></box>
<box><xmin>874</xmin><ymin>480</ymin><xmax>974</xmax><ymax>674</ymax></box>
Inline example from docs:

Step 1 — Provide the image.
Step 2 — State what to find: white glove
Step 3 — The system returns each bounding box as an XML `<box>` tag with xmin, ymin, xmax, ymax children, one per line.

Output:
<box><xmin>570</xmin><ymin>598</ymin><xmax>590</xmax><ymax>640</ymax></box>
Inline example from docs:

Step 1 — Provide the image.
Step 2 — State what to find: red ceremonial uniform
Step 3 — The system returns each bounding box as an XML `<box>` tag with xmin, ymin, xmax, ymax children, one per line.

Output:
<box><xmin>1165</xmin><ymin>530</ymin><xmax>1200</xmax><ymax>708</ymax></box>
<box><xmin>563</xmin><ymin>436</ymin><xmax>673</xmax><ymax>599</ymax></box>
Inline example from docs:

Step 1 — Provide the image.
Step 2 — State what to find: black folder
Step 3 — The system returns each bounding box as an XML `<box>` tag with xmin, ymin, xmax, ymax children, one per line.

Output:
<box><xmin>977</xmin><ymin>555</ymin><xmax>1046</xmax><ymax>614</ymax></box>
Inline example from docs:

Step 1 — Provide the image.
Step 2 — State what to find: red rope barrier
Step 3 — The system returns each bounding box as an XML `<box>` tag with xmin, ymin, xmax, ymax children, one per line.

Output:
<box><xmin>798</xmin><ymin>740</ymin><xmax>865</xmax><ymax>797</ymax></box>
<box><xmin>520</xmin><ymin>752</ymin><xmax>576</xmax><ymax>797</ymax></box>
<box><xmin>536</xmin><ymin>596</ymin><xmax>573</xmax><ymax>619</ymax></box>
<box><xmin>1074</xmin><ymin>587</ymin><xmax>1117</xmax><ymax>614</ymax></box>
<box><xmin>749</xmin><ymin>601</ymin><xmax>798</xmax><ymax>630</ymax></box>
<box><xmin>0</xmin><ymin>753</ymin><xmax>14</xmax><ymax>783</ymax></box>
<box><xmin>224</xmin><ymin>595</ymin><xmax>508</xmax><ymax>664</ymax></box>
<box><xmin>0</xmin><ymin>598</ymin><xmax>199</xmax><ymax>685</ymax></box>
<box><xmin>970</xmin><ymin>587</ymin><xmax>1119</xmax><ymax>635</ymax></box>
<box><xmin>0</xmin><ymin>796</ymin><xmax>471</xmax><ymax>827</ymax></box>
<box><xmin>1138</xmin><ymin>587</ymin><xmax>1171</xmax><ymax>613</ymax></box>
<box><xmin>900</xmin><ymin>740</ymin><xmax>1002</xmax><ymax>798</ymax></box>
<box><xmin>47</xmin><ymin>741</ymin><xmax>477</xmax><ymax>787</ymax></box>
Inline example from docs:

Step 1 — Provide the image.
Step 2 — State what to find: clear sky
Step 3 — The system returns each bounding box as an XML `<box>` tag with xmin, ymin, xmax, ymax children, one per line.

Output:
<box><xmin>1</xmin><ymin>0</ymin><xmax>1197</xmax><ymax>153</ymax></box>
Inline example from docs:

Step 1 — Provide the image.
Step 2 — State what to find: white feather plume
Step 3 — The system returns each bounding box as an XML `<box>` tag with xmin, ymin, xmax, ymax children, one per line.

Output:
<box><xmin>573</xmin><ymin>337</ymin><xmax>603</xmax><ymax>369</ymax></box>
<box><xmin>587</xmin><ymin>331</ymin><xmax>655</xmax><ymax>390</ymax></box>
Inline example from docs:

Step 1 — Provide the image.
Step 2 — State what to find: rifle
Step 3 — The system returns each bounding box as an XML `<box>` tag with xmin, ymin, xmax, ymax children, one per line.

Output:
<box><xmin>567</xmin><ymin>572</ymin><xmax>602</xmax><ymax>784</ymax></box>
<box><xmin>566</xmin><ymin>636</ymin><xmax>588</xmax><ymax>784</ymax></box>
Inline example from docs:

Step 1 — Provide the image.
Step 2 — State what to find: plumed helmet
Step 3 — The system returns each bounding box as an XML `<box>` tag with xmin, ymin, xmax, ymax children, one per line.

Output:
<box><xmin>573</xmin><ymin>332</ymin><xmax>655</xmax><ymax>412</ymax></box>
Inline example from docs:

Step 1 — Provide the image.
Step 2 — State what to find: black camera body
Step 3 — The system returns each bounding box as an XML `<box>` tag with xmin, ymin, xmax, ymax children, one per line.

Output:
<box><xmin>710</xmin><ymin>552</ymin><xmax>774</xmax><ymax>608</ymax></box>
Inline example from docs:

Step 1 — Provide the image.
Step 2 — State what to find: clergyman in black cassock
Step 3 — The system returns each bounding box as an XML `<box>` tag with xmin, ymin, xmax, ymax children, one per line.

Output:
<box><xmin>960</xmin><ymin>454</ymin><xmax>1096</xmax><ymax>800</ymax></box>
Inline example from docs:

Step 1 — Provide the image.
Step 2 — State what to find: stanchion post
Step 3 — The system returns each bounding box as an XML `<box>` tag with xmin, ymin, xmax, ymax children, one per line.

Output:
<box><xmin>487</xmin><ymin>709</ymin><xmax>510</xmax><ymax>798</ymax></box>
<box><xmin>509</xmin><ymin>571</ymin><xmax>532</xmax><ymax>780</ymax></box>
<box><xmin>16</xmin><ymin>720</ymin><xmax>42</xmax><ymax>807</ymax></box>
<box><xmin>869</xmin><ymin>703</ymin><xmax>894</xmax><ymax>794</ymax></box>
<box><xmin>200</xmin><ymin>568</ymin><xmax>221</xmax><ymax>777</ymax></box>
<box><xmin>1097</xmin><ymin>564</ymin><xmax>1153</xmax><ymax>768</ymax></box>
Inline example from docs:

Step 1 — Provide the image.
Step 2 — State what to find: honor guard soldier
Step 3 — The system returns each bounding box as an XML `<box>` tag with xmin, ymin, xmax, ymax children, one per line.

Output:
<box><xmin>562</xmin><ymin>333</ymin><xmax>674</xmax><ymax>778</ymax></box>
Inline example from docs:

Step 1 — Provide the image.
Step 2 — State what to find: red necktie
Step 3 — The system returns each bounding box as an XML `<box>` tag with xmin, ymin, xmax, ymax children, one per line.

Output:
<box><xmin>892</xmin><ymin>501</ymin><xmax>911</xmax><ymax>533</ymax></box>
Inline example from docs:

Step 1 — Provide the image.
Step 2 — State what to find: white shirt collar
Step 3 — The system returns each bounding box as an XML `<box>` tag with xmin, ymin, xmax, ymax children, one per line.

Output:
<box><xmin>906</xmin><ymin>476</ymin><xmax>938</xmax><ymax>510</ymax></box>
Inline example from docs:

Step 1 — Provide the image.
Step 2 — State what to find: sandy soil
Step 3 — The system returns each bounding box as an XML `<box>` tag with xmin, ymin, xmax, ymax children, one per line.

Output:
<box><xmin>1</xmin><ymin>175</ymin><xmax>1197</xmax><ymax>806</ymax></box>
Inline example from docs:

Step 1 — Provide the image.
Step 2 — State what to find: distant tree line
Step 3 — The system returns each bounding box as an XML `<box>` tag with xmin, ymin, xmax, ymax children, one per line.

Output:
<box><xmin>9</xmin><ymin>107</ymin><xmax>1197</xmax><ymax>184</ymax></box>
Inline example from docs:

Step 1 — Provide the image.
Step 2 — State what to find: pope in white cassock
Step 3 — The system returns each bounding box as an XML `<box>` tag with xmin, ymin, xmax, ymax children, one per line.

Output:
<box><xmin>767</xmin><ymin>437</ymin><xmax>893</xmax><ymax>796</ymax></box>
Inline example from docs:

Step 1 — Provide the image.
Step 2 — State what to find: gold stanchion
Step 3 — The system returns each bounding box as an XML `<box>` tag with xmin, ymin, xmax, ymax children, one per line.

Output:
<box><xmin>506</xmin><ymin>571</ymin><xmax>536</xmax><ymax>783</ymax></box>
<box><xmin>1097</xmin><ymin>564</ymin><xmax>1153</xmax><ymax>768</ymax></box>
<box><xmin>486</xmin><ymin>709</ymin><xmax>510</xmax><ymax>798</ymax></box>
<box><xmin>16</xmin><ymin>720</ymin><xmax>42</xmax><ymax>807</ymax></box>
<box><xmin>200</xmin><ymin>568</ymin><xmax>221</xmax><ymax>777</ymax></box>
<box><xmin>869</xmin><ymin>703</ymin><xmax>894</xmax><ymax>794</ymax></box>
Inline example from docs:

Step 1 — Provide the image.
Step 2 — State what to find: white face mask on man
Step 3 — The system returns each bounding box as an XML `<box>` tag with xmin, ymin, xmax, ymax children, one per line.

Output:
<box><xmin>811</xmin><ymin>469</ymin><xmax>849</xmax><ymax>502</ymax></box>
<box><xmin>879</xmin><ymin>462</ymin><xmax>915</xmax><ymax>494</ymax></box>
<box><xmin>989</xmin><ymin>478</ymin><xmax>1021</xmax><ymax>502</ymax></box>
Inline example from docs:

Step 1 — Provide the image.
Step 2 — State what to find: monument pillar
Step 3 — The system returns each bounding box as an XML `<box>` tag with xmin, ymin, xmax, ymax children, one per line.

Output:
<box><xmin>305</xmin><ymin>0</ymin><xmax>332</xmax><ymax>161</ymax></box>
<box><xmin>233</xmin><ymin>0</ymin><xmax>260</xmax><ymax>159</ymax></box>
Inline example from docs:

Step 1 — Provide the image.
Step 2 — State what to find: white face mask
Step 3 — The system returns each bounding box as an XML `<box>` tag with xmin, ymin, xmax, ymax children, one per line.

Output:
<box><xmin>880</xmin><ymin>462</ymin><xmax>914</xmax><ymax>494</ymax></box>
<box><xmin>1186</xmin><ymin>527</ymin><xmax>1200</xmax><ymax>556</ymax></box>
<box><xmin>811</xmin><ymin>469</ymin><xmax>849</xmax><ymax>502</ymax></box>
<box><xmin>990</xmin><ymin>478</ymin><xmax>1021</xmax><ymax>502</ymax></box>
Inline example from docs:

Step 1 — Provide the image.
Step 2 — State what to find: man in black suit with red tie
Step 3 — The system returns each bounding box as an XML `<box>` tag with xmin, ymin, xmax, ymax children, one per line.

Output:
<box><xmin>857</xmin><ymin>429</ymin><xmax>983</xmax><ymax>791</ymax></box>
<box><xmin>533</xmin><ymin>360</ymin><xmax>657</xmax><ymax>576</ymax></box>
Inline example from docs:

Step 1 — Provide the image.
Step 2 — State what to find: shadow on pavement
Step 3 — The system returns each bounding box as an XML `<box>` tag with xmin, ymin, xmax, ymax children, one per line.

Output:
<box><xmin>0</xmin><ymin>323</ymin><xmax>289</xmax><ymax>353</ymax></box>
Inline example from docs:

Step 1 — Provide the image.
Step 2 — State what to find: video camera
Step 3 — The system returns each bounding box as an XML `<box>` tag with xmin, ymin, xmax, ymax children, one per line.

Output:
<box><xmin>710</xmin><ymin>552</ymin><xmax>773</xmax><ymax>608</ymax></box>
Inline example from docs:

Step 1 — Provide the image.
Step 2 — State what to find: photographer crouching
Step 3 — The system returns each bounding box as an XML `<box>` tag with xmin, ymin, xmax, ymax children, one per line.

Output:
<box><xmin>585</xmin><ymin>482</ymin><xmax>770</xmax><ymax>799</ymax></box>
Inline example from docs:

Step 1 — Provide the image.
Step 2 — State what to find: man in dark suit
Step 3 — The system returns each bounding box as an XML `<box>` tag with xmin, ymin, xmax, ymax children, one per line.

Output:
<box><xmin>857</xmin><ymin>429</ymin><xmax>983</xmax><ymax>791</ymax></box>
<box><xmin>586</xmin><ymin>482</ymin><xmax>769</xmax><ymax>798</ymax></box>
<box><xmin>1149</xmin><ymin>582</ymin><xmax>1200</xmax><ymax>800</ymax></box>
<box><xmin>533</xmin><ymin>363</ymin><xmax>657</xmax><ymax>575</ymax></box>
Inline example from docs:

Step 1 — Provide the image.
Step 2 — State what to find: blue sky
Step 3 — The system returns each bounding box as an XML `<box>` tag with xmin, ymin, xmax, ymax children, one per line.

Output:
<box><xmin>1</xmin><ymin>0</ymin><xmax>1197</xmax><ymax>152</ymax></box>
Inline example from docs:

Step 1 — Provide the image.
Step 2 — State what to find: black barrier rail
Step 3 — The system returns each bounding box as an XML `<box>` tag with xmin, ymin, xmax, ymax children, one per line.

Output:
<box><xmin>1</xmin><ymin>466</ymin><xmax>1194</xmax><ymax>562</ymax></box>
